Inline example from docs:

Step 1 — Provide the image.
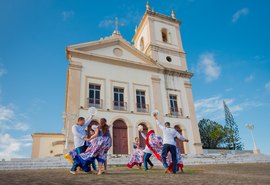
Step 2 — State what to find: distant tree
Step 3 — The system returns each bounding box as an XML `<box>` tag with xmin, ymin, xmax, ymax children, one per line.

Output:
<box><xmin>223</xmin><ymin>101</ymin><xmax>244</xmax><ymax>150</ymax></box>
<box><xmin>198</xmin><ymin>119</ymin><xmax>227</xmax><ymax>149</ymax></box>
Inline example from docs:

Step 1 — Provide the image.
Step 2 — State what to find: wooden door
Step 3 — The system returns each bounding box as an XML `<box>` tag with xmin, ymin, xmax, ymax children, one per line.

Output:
<box><xmin>113</xmin><ymin>120</ymin><xmax>128</xmax><ymax>154</ymax></box>
<box><xmin>174</xmin><ymin>125</ymin><xmax>185</xmax><ymax>154</ymax></box>
<box><xmin>138</xmin><ymin>123</ymin><xmax>148</xmax><ymax>148</ymax></box>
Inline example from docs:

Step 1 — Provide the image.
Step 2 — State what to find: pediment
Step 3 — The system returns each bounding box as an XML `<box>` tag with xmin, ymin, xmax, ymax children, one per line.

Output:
<box><xmin>67</xmin><ymin>35</ymin><xmax>159</xmax><ymax>67</ymax></box>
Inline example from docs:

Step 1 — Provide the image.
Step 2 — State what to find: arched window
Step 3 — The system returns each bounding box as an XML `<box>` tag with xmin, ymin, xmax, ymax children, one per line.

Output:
<box><xmin>140</xmin><ymin>37</ymin><xmax>144</xmax><ymax>51</ymax></box>
<box><xmin>161</xmin><ymin>28</ymin><xmax>168</xmax><ymax>42</ymax></box>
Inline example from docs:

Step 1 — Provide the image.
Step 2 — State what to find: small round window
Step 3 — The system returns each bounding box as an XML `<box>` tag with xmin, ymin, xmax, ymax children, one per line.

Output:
<box><xmin>166</xmin><ymin>56</ymin><xmax>172</xmax><ymax>62</ymax></box>
<box><xmin>113</xmin><ymin>48</ymin><xmax>123</xmax><ymax>57</ymax></box>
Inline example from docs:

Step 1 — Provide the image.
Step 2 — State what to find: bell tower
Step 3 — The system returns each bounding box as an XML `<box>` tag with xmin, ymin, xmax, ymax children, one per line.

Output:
<box><xmin>132</xmin><ymin>2</ymin><xmax>187</xmax><ymax>71</ymax></box>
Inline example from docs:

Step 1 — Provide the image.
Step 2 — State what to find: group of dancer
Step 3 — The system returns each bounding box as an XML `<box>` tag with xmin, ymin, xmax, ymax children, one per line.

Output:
<box><xmin>127</xmin><ymin>113</ymin><xmax>189</xmax><ymax>174</ymax></box>
<box><xmin>64</xmin><ymin>111</ymin><xmax>189</xmax><ymax>175</ymax></box>
<box><xmin>64</xmin><ymin>115</ymin><xmax>111</xmax><ymax>175</ymax></box>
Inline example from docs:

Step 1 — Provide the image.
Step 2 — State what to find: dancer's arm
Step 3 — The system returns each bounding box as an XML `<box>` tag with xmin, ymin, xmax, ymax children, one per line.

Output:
<box><xmin>82</xmin><ymin>115</ymin><xmax>94</xmax><ymax>129</ymax></box>
<box><xmin>140</xmin><ymin>132</ymin><xmax>146</xmax><ymax>140</ymax></box>
<box><xmin>135</xmin><ymin>142</ymin><xmax>140</xmax><ymax>149</ymax></box>
<box><xmin>86</xmin><ymin>127</ymin><xmax>99</xmax><ymax>141</ymax></box>
<box><xmin>153</xmin><ymin>115</ymin><xmax>165</xmax><ymax>130</ymax></box>
<box><xmin>72</xmin><ymin>125</ymin><xmax>85</xmax><ymax>140</ymax></box>
<box><xmin>176</xmin><ymin>131</ymin><xmax>189</xmax><ymax>142</ymax></box>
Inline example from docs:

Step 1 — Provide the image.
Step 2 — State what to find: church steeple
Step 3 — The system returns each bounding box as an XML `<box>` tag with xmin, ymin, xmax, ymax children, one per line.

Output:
<box><xmin>132</xmin><ymin>5</ymin><xmax>187</xmax><ymax>71</ymax></box>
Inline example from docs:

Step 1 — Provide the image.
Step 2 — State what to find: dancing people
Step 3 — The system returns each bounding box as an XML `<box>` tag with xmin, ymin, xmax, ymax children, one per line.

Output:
<box><xmin>69</xmin><ymin>118</ymin><xmax>112</xmax><ymax>175</ymax></box>
<box><xmin>69</xmin><ymin>116</ymin><xmax>94</xmax><ymax>174</ymax></box>
<box><xmin>153</xmin><ymin>113</ymin><xmax>189</xmax><ymax>174</ymax></box>
<box><xmin>85</xmin><ymin>128</ymin><xmax>97</xmax><ymax>172</ymax></box>
<box><xmin>127</xmin><ymin>137</ymin><xmax>144</xmax><ymax>169</ymax></box>
<box><xmin>139</xmin><ymin>130</ymin><xmax>154</xmax><ymax>171</ymax></box>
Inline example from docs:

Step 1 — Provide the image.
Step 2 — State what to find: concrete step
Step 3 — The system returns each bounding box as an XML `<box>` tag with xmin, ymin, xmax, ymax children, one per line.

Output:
<box><xmin>0</xmin><ymin>153</ymin><xmax>269</xmax><ymax>170</ymax></box>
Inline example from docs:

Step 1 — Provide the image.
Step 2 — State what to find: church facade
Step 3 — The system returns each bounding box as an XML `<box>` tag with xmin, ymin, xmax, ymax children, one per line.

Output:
<box><xmin>32</xmin><ymin>3</ymin><xmax>202</xmax><ymax>158</ymax></box>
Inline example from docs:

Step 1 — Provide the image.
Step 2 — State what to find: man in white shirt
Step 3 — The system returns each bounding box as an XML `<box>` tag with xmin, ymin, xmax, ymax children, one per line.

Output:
<box><xmin>153</xmin><ymin>113</ymin><xmax>188</xmax><ymax>174</ymax></box>
<box><xmin>70</xmin><ymin>115</ymin><xmax>93</xmax><ymax>174</ymax></box>
<box><xmin>140</xmin><ymin>131</ymin><xmax>154</xmax><ymax>171</ymax></box>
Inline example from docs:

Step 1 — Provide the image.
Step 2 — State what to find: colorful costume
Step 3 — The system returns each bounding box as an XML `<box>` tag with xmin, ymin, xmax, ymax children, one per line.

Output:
<box><xmin>140</xmin><ymin>132</ymin><xmax>154</xmax><ymax>170</ymax></box>
<box><xmin>127</xmin><ymin>142</ymin><xmax>144</xmax><ymax>168</ymax></box>
<box><xmin>68</xmin><ymin>129</ymin><xmax>112</xmax><ymax>172</ymax></box>
<box><xmin>145</xmin><ymin>130</ymin><xmax>184</xmax><ymax>172</ymax></box>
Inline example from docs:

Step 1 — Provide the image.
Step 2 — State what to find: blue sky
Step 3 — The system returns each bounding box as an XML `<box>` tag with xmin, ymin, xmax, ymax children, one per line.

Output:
<box><xmin>0</xmin><ymin>0</ymin><xmax>269</xmax><ymax>159</ymax></box>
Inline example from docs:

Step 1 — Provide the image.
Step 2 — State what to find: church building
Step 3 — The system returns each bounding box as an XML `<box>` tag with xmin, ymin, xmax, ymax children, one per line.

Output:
<box><xmin>32</xmin><ymin>3</ymin><xmax>202</xmax><ymax>158</ymax></box>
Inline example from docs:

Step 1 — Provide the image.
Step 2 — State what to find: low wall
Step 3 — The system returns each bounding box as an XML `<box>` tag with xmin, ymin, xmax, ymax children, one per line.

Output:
<box><xmin>203</xmin><ymin>149</ymin><xmax>253</xmax><ymax>155</ymax></box>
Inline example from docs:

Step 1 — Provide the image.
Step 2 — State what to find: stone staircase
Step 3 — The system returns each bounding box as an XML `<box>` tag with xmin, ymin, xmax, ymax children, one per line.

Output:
<box><xmin>0</xmin><ymin>153</ymin><xmax>270</xmax><ymax>170</ymax></box>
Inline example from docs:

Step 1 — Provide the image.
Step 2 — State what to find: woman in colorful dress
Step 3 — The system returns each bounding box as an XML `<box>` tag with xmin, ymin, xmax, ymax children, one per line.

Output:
<box><xmin>69</xmin><ymin>118</ymin><xmax>112</xmax><ymax>175</ymax></box>
<box><xmin>145</xmin><ymin>129</ymin><xmax>186</xmax><ymax>173</ymax></box>
<box><xmin>127</xmin><ymin>137</ymin><xmax>144</xmax><ymax>169</ymax></box>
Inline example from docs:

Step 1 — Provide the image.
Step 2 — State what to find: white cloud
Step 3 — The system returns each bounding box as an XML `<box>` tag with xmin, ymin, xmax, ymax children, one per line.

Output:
<box><xmin>0</xmin><ymin>106</ymin><xmax>15</xmax><ymax>121</ymax></box>
<box><xmin>265</xmin><ymin>82</ymin><xmax>270</xmax><ymax>92</ymax></box>
<box><xmin>195</xmin><ymin>96</ymin><xmax>265</xmax><ymax>122</ymax></box>
<box><xmin>0</xmin><ymin>133</ymin><xmax>32</xmax><ymax>160</ymax></box>
<box><xmin>232</xmin><ymin>8</ymin><xmax>249</xmax><ymax>23</ymax></box>
<box><xmin>98</xmin><ymin>8</ymin><xmax>141</xmax><ymax>29</ymax></box>
<box><xmin>0</xmin><ymin>105</ymin><xmax>30</xmax><ymax>131</ymax></box>
<box><xmin>245</xmin><ymin>74</ymin><xmax>255</xmax><ymax>82</ymax></box>
<box><xmin>14</xmin><ymin>123</ymin><xmax>30</xmax><ymax>131</ymax></box>
<box><xmin>62</xmin><ymin>10</ymin><xmax>74</xmax><ymax>21</ymax></box>
<box><xmin>99</xmin><ymin>18</ymin><xmax>115</xmax><ymax>28</ymax></box>
<box><xmin>197</xmin><ymin>53</ymin><xmax>221</xmax><ymax>82</ymax></box>
<box><xmin>0</xmin><ymin>67</ymin><xmax>7</xmax><ymax>77</ymax></box>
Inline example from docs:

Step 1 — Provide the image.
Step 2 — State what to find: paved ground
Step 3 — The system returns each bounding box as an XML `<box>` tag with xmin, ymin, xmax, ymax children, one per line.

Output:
<box><xmin>2</xmin><ymin>163</ymin><xmax>270</xmax><ymax>185</ymax></box>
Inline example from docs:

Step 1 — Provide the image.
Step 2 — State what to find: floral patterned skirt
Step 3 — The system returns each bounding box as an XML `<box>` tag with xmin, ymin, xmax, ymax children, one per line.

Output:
<box><xmin>68</xmin><ymin>136</ymin><xmax>112</xmax><ymax>172</ymax></box>
<box><xmin>127</xmin><ymin>148</ymin><xmax>144</xmax><ymax>168</ymax></box>
<box><xmin>145</xmin><ymin>130</ymin><xmax>184</xmax><ymax>172</ymax></box>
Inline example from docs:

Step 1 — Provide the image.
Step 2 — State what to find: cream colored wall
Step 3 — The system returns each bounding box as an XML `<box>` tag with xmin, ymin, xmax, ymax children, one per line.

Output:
<box><xmin>32</xmin><ymin>135</ymin><xmax>64</xmax><ymax>159</ymax></box>
<box><xmin>90</xmin><ymin>45</ymin><xmax>145</xmax><ymax>64</ymax></box>
<box><xmin>68</xmin><ymin>54</ymin><xmax>200</xmax><ymax>154</ymax></box>
<box><xmin>73</xmin><ymin>58</ymin><xmax>160</xmax><ymax>111</ymax></box>
<box><xmin>64</xmin><ymin>10</ymin><xmax>203</xmax><ymax>155</ymax></box>
<box><xmin>134</xmin><ymin>20</ymin><xmax>151</xmax><ymax>52</ymax></box>
<box><xmin>152</xmin><ymin>21</ymin><xmax>179</xmax><ymax>49</ymax></box>
<box><xmin>156</xmin><ymin>52</ymin><xmax>182</xmax><ymax>66</ymax></box>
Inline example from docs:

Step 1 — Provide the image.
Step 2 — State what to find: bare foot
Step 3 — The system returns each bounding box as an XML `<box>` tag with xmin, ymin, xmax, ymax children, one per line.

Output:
<box><xmin>70</xmin><ymin>171</ymin><xmax>76</xmax><ymax>175</ymax></box>
<box><xmin>77</xmin><ymin>166</ymin><xmax>82</xmax><ymax>171</ymax></box>
<box><xmin>164</xmin><ymin>168</ymin><xmax>169</xmax><ymax>174</ymax></box>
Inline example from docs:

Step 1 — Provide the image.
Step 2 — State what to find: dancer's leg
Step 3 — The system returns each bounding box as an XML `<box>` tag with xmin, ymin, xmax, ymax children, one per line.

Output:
<box><xmin>147</xmin><ymin>154</ymin><xmax>154</xmax><ymax>168</ymax></box>
<box><xmin>92</xmin><ymin>160</ymin><xmax>97</xmax><ymax>171</ymax></box>
<box><xmin>97</xmin><ymin>162</ymin><xmax>103</xmax><ymax>175</ymax></box>
<box><xmin>144</xmin><ymin>153</ymin><xmax>148</xmax><ymax>170</ymax></box>
<box><xmin>104</xmin><ymin>160</ymin><xmax>107</xmax><ymax>173</ymax></box>
<box><xmin>70</xmin><ymin>146</ymin><xmax>84</xmax><ymax>173</ymax></box>
<box><xmin>161</xmin><ymin>144</ymin><xmax>170</xmax><ymax>172</ymax></box>
<box><xmin>170</xmin><ymin>145</ymin><xmax>177</xmax><ymax>174</ymax></box>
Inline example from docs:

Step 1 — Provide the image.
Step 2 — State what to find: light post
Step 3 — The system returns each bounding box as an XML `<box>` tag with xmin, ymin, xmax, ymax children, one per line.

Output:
<box><xmin>245</xmin><ymin>123</ymin><xmax>260</xmax><ymax>154</ymax></box>
<box><xmin>62</xmin><ymin>112</ymin><xmax>76</xmax><ymax>150</ymax></box>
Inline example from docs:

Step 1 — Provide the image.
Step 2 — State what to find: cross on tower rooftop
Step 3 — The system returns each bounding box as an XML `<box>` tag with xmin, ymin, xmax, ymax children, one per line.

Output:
<box><xmin>112</xmin><ymin>17</ymin><xmax>121</xmax><ymax>36</ymax></box>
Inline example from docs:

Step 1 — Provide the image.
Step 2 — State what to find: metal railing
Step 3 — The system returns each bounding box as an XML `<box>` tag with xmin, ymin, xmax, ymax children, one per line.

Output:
<box><xmin>169</xmin><ymin>107</ymin><xmax>183</xmax><ymax>117</ymax></box>
<box><xmin>136</xmin><ymin>103</ymin><xmax>149</xmax><ymax>113</ymax></box>
<box><xmin>113</xmin><ymin>101</ymin><xmax>127</xmax><ymax>111</ymax></box>
<box><xmin>87</xmin><ymin>98</ymin><xmax>103</xmax><ymax>109</ymax></box>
